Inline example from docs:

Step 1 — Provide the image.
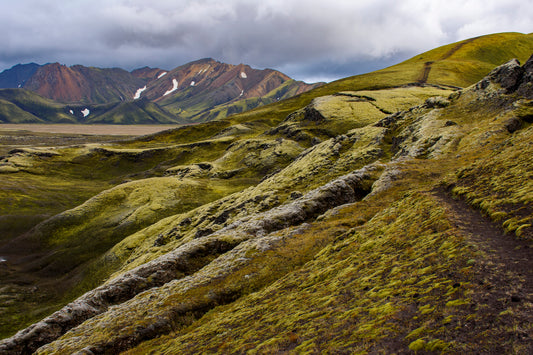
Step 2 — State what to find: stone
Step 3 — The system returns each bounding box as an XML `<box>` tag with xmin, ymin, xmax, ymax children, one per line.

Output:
<box><xmin>486</xmin><ymin>59</ymin><xmax>524</xmax><ymax>93</ymax></box>
<box><xmin>424</xmin><ymin>96</ymin><xmax>450</xmax><ymax>108</ymax></box>
<box><xmin>504</xmin><ymin>117</ymin><xmax>521</xmax><ymax>133</ymax></box>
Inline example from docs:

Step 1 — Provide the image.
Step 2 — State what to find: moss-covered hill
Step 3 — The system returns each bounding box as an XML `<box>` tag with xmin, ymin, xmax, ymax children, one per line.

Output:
<box><xmin>0</xmin><ymin>33</ymin><xmax>532</xmax><ymax>354</ymax></box>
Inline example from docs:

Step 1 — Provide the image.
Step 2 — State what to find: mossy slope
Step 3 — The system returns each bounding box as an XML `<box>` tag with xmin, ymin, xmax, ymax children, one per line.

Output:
<box><xmin>0</xmin><ymin>34</ymin><xmax>532</xmax><ymax>353</ymax></box>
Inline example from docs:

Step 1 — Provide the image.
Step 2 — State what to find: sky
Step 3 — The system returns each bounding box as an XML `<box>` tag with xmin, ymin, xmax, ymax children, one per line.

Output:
<box><xmin>1</xmin><ymin>0</ymin><xmax>531</xmax><ymax>83</ymax></box>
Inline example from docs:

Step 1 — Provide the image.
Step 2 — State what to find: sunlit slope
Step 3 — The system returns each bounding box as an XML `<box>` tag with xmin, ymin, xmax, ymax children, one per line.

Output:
<box><xmin>222</xmin><ymin>32</ymin><xmax>533</xmax><ymax>128</ymax></box>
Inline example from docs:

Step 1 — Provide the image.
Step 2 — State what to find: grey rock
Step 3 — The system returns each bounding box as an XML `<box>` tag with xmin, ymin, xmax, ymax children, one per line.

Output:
<box><xmin>303</xmin><ymin>106</ymin><xmax>326</xmax><ymax>122</ymax></box>
<box><xmin>424</xmin><ymin>96</ymin><xmax>450</xmax><ymax>108</ymax></box>
<box><xmin>487</xmin><ymin>58</ymin><xmax>523</xmax><ymax>92</ymax></box>
<box><xmin>505</xmin><ymin>117</ymin><xmax>522</xmax><ymax>133</ymax></box>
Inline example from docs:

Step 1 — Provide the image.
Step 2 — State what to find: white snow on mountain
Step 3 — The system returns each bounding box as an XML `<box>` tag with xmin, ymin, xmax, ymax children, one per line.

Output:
<box><xmin>164</xmin><ymin>79</ymin><xmax>179</xmax><ymax>96</ymax></box>
<box><xmin>190</xmin><ymin>81</ymin><xmax>195</xmax><ymax>86</ymax></box>
<box><xmin>81</xmin><ymin>108</ymin><xmax>90</xmax><ymax>117</ymax></box>
<box><xmin>133</xmin><ymin>85</ymin><xmax>147</xmax><ymax>99</ymax></box>
<box><xmin>240</xmin><ymin>71</ymin><xmax>247</xmax><ymax>78</ymax></box>
<box><xmin>158</xmin><ymin>72</ymin><xmax>167</xmax><ymax>79</ymax></box>
<box><xmin>198</xmin><ymin>65</ymin><xmax>210</xmax><ymax>75</ymax></box>
<box><xmin>69</xmin><ymin>109</ymin><xmax>74</xmax><ymax>115</ymax></box>
<box><xmin>239</xmin><ymin>90</ymin><xmax>244</xmax><ymax>97</ymax></box>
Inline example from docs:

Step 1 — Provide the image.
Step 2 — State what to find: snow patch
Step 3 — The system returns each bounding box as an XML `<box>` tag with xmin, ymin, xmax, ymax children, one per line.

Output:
<box><xmin>240</xmin><ymin>71</ymin><xmax>247</xmax><ymax>79</ymax></box>
<box><xmin>163</xmin><ymin>79</ymin><xmax>179</xmax><ymax>96</ymax></box>
<box><xmin>239</xmin><ymin>90</ymin><xmax>244</xmax><ymax>97</ymax></box>
<box><xmin>157</xmin><ymin>72</ymin><xmax>167</xmax><ymax>79</ymax></box>
<box><xmin>190</xmin><ymin>81</ymin><xmax>195</xmax><ymax>86</ymax></box>
<box><xmin>198</xmin><ymin>65</ymin><xmax>210</xmax><ymax>74</ymax></box>
<box><xmin>81</xmin><ymin>108</ymin><xmax>90</xmax><ymax>117</ymax></box>
<box><xmin>134</xmin><ymin>85</ymin><xmax>147</xmax><ymax>99</ymax></box>
<box><xmin>69</xmin><ymin>109</ymin><xmax>74</xmax><ymax>115</ymax></box>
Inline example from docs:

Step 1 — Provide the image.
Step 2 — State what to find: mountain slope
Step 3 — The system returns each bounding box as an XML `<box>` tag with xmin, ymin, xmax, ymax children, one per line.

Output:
<box><xmin>83</xmin><ymin>99</ymin><xmax>186</xmax><ymax>125</ymax></box>
<box><xmin>0</xmin><ymin>89</ymin><xmax>77</xmax><ymax>123</ymax></box>
<box><xmin>0</xmin><ymin>89</ymin><xmax>184</xmax><ymax>124</ymax></box>
<box><xmin>0</xmin><ymin>63</ymin><xmax>41</xmax><ymax>89</ymax></box>
<box><xmin>0</xmin><ymin>34</ymin><xmax>532</xmax><ymax>353</ymax></box>
<box><xmin>23</xmin><ymin>63</ymin><xmax>146</xmax><ymax>104</ymax></box>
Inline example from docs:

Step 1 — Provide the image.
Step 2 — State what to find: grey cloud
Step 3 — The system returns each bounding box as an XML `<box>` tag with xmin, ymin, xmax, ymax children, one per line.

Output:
<box><xmin>0</xmin><ymin>0</ymin><xmax>531</xmax><ymax>82</ymax></box>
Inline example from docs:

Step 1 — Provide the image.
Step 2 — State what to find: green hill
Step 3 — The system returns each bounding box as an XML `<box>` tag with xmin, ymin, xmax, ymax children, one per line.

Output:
<box><xmin>84</xmin><ymin>99</ymin><xmax>186</xmax><ymax>124</ymax></box>
<box><xmin>0</xmin><ymin>89</ymin><xmax>76</xmax><ymax>123</ymax></box>
<box><xmin>0</xmin><ymin>89</ymin><xmax>184</xmax><ymax>124</ymax></box>
<box><xmin>0</xmin><ymin>33</ymin><xmax>532</xmax><ymax>354</ymax></box>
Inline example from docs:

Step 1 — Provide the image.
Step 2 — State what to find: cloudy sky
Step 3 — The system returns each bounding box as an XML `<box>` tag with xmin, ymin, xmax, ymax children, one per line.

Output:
<box><xmin>1</xmin><ymin>0</ymin><xmax>531</xmax><ymax>82</ymax></box>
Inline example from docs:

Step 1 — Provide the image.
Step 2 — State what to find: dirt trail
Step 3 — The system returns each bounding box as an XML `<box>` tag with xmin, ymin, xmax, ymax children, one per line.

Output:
<box><xmin>417</xmin><ymin>38</ymin><xmax>477</xmax><ymax>84</ymax></box>
<box><xmin>433</xmin><ymin>189</ymin><xmax>533</xmax><ymax>353</ymax></box>
<box><xmin>417</xmin><ymin>61</ymin><xmax>433</xmax><ymax>84</ymax></box>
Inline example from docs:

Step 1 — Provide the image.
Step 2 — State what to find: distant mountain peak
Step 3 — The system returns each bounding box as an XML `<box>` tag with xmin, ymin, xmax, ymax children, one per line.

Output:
<box><xmin>0</xmin><ymin>62</ymin><xmax>41</xmax><ymax>89</ymax></box>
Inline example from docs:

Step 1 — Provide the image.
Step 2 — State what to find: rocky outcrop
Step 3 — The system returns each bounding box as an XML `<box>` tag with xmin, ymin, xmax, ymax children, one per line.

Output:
<box><xmin>0</xmin><ymin>165</ymin><xmax>378</xmax><ymax>355</ymax></box>
<box><xmin>475</xmin><ymin>54</ymin><xmax>533</xmax><ymax>97</ymax></box>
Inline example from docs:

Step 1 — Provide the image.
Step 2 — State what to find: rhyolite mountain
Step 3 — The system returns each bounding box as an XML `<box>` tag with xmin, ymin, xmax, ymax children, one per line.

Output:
<box><xmin>0</xmin><ymin>32</ymin><xmax>533</xmax><ymax>354</ymax></box>
<box><xmin>0</xmin><ymin>59</ymin><xmax>322</xmax><ymax>124</ymax></box>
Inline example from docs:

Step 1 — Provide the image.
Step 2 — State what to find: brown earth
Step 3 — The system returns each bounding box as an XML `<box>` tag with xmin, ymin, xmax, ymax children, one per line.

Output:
<box><xmin>417</xmin><ymin>38</ymin><xmax>478</xmax><ymax>84</ymax></box>
<box><xmin>433</xmin><ymin>188</ymin><xmax>533</xmax><ymax>353</ymax></box>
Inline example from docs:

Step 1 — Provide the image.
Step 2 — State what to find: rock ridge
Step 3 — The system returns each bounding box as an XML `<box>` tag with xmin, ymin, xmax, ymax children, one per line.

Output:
<box><xmin>0</xmin><ymin>165</ymin><xmax>378</xmax><ymax>354</ymax></box>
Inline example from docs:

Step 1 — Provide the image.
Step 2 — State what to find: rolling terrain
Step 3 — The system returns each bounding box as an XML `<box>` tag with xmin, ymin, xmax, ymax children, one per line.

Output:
<box><xmin>0</xmin><ymin>32</ymin><xmax>532</xmax><ymax>354</ymax></box>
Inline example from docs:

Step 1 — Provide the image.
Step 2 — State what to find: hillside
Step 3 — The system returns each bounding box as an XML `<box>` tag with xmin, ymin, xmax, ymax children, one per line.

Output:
<box><xmin>0</xmin><ymin>59</ymin><xmax>322</xmax><ymax>124</ymax></box>
<box><xmin>0</xmin><ymin>33</ymin><xmax>532</xmax><ymax>354</ymax></box>
<box><xmin>0</xmin><ymin>89</ymin><xmax>184</xmax><ymax>125</ymax></box>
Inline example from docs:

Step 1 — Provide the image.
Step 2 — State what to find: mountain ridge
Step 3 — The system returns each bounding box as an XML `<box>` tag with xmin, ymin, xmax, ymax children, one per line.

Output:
<box><xmin>0</xmin><ymin>58</ymin><xmax>322</xmax><ymax>124</ymax></box>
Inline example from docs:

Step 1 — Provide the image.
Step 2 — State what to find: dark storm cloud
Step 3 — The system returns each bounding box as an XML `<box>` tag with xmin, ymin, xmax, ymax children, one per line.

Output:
<box><xmin>0</xmin><ymin>0</ymin><xmax>531</xmax><ymax>82</ymax></box>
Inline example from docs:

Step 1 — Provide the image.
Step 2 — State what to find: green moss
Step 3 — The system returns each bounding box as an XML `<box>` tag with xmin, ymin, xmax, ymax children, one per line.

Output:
<box><xmin>408</xmin><ymin>338</ymin><xmax>426</xmax><ymax>351</ymax></box>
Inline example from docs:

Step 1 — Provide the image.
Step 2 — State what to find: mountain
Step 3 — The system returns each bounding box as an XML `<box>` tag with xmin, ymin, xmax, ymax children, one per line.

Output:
<box><xmin>0</xmin><ymin>59</ymin><xmax>322</xmax><ymax>123</ymax></box>
<box><xmin>23</xmin><ymin>63</ymin><xmax>147</xmax><ymax>104</ymax></box>
<box><xmin>136</xmin><ymin>58</ymin><xmax>322</xmax><ymax>121</ymax></box>
<box><xmin>0</xmin><ymin>32</ymin><xmax>532</xmax><ymax>354</ymax></box>
<box><xmin>0</xmin><ymin>63</ymin><xmax>41</xmax><ymax>89</ymax></box>
<box><xmin>83</xmin><ymin>99</ymin><xmax>184</xmax><ymax>125</ymax></box>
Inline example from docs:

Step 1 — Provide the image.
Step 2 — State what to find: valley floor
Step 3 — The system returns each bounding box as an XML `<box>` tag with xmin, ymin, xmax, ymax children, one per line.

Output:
<box><xmin>0</xmin><ymin>124</ymin><xmax>184</xmax><ymax>136</ymax></box>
